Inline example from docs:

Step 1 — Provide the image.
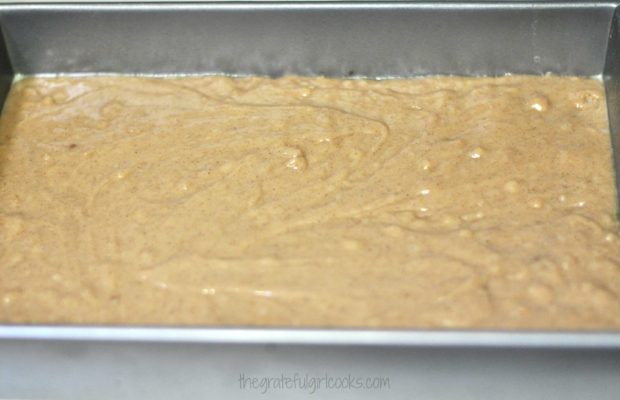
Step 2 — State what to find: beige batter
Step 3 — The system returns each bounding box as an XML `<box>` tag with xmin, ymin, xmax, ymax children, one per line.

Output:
<box><xmin>0</xmin><ymin>74</ymin><xmax>619</xmax><ymax>329</ymax></box>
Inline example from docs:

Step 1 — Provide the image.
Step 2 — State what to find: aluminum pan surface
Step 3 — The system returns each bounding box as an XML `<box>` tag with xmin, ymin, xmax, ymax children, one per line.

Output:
<box><xmin>1</xmin><ymin>326</ymin><xmax>620</xmax><ymax>348</ymax></box>
<box><xmin>0</xmin><ymin>2</ymin><xmax>615</xmax><ymax>76</ymax></box>
<box><xmin>1</xmin><ymin>4</ymin><xmax>620</xmax><ymax>400</ymax></box>
<box><xmin>0</xmin><ymin>2</ymin><xmax>618</xmax><ymax>347</ymax></box>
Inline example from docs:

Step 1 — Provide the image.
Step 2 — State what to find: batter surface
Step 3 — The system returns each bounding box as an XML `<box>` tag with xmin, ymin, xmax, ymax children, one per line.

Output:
<box><xmin>1</xmin><ymin>75</ymin><xmax>619</xmax><ymax>329</ymax></box>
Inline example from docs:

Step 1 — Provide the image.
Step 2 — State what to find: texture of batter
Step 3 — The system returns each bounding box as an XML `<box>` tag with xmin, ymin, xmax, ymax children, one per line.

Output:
<box><xmin>1</xmin><ymin>75</ymin><xmax>619</xmax><ymax>329</ymax></box>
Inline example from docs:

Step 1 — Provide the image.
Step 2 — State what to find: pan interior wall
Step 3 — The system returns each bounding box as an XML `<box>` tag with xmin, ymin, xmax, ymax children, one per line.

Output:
<box><xmin>0</xmin><ymin>4</ymin><xmax>614</xmax><ymax>78</ymax></box>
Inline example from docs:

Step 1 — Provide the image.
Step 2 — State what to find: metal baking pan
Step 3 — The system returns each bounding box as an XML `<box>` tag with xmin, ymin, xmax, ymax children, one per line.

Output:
<box><xmin>1</xmin><ymin>2</ymin><xmax>620</xmax><ymax>399</ymax></box>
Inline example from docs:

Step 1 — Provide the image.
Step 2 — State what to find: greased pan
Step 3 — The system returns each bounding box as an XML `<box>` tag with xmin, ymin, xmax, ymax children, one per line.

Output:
<box><xmin>0</xmin><ymin>2</ymin><xmax>620</xmax><ymax>399</ymax></box>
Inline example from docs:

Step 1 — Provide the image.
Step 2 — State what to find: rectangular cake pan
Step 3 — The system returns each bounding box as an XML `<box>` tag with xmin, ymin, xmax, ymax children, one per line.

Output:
<box><xmin>1</xmin><ymin>2</ymin><xmax>620</xmax><ymax>399</ymax></box>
